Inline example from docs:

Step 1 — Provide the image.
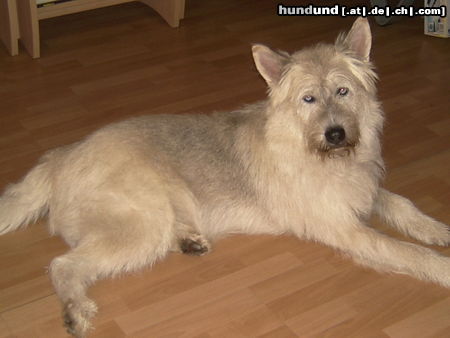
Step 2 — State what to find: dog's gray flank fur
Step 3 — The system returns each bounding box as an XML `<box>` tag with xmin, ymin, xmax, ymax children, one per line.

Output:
<box><xmin>0</xmin><ymin>18</ymin><xmax>449</xmax><ymax>337</ymax></box>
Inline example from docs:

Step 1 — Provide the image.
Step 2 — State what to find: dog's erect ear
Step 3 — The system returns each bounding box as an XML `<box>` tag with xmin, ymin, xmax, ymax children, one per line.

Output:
<box><xmin>252</xmin><ymin>44</ymin><xmax>289</xmax><ymax>86</ymax></box>
<box><xmin>345</xmin><ymin>17</ymin><xmax>372</xmax><ymax>61</ymax></box>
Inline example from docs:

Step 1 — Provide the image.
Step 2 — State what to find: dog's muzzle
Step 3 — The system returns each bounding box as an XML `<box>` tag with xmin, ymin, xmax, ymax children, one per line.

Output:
<box><xmin>322</xmin><ymin>126</ymin><xmax>356</xmax><ymax>158</ymax></box>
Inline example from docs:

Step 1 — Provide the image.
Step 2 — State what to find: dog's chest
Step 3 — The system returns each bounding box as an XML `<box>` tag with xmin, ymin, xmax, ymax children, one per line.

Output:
<box><xmin>262</xmin><ymin>160</ymin><xmax>379</xmax><ymax>231</ymax></box>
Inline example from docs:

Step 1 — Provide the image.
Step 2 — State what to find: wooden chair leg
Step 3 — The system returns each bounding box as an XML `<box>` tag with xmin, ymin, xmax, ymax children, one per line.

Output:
<box><xmin>0</xmin><ymin>0</ymin><xmax>19</xmax><ymax>56</ymax></box>
<box><xmin>140</xmin><ymin>0</ymin><xmax>185</xmax><ymax>28</ymax></box>
<box><xmin>16</xmin><ymin>0</ymin><xmax>40</xmax><ymax>58</ymax></box>
<box><xmin>177</xmin><ymin>0</ymin><xmax>185</xmax><ymax>20</ymax></box>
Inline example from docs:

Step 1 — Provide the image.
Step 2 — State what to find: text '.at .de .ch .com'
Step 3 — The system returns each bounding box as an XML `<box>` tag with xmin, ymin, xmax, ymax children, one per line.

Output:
<box><xmin>277</xmin><ymin>4</ymin><xmax>447</xmax><ymax>18</ymax></box>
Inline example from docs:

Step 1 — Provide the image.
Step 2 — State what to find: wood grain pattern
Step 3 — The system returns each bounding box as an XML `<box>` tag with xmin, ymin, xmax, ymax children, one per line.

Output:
<box><xmin>0</xmin><ymin>0</ymin><xmax>449</xmax><ymax>337</ymax></box>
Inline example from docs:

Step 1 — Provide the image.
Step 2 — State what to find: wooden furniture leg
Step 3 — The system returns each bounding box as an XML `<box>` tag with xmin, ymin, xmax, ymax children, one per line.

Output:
<box><xmin>36</xmin><ymin>0</ymin><xmax>184</xmax><ymax>27</ymax></box>
<box><xmin>140</xmin><ymin>0</ymin><xmax>185</xmax><ymax>28</ymax></box>
<box><xmin>15</xmin><ymin>0</ymin><xmax>185</xmax><ymax>59</ymax></box>
<box><xmin>16</xmin><ymin>0</ymin><xmax>39</xmax><ymax>58</ymax></box>
<box><xmin>0</xmin><ymin>0</ymin><xmax>19</xmax><ymax>56</ymax></box>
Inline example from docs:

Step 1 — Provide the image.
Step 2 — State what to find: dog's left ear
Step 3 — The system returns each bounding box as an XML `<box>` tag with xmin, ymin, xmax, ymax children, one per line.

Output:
<box><xmin>252</xmin><ymin>44</ymin><xmax>289</xmax><ymax>87</ymax></box>
<box><xmin>344</xmin><ymin>17</ymin><xmax>372</xmax><ymax>61</ymax></box>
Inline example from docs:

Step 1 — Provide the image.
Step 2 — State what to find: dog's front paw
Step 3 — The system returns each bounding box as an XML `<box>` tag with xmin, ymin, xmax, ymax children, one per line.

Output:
<box><xmin>63</xmin><ymin>298</ymin><xmax>97</xmax><ymax>338</ymax></box>
<box><xmin>418</xmin><ymin>219</ymin><xmax>450</xmax><ymax>247</ymax></box>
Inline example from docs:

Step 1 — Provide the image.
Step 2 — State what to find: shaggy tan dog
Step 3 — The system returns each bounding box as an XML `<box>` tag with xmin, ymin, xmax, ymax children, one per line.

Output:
<box><xmin>1</xmin><ymin>18</ymin><xmax>449</xmax><ymax>337</ymax></box>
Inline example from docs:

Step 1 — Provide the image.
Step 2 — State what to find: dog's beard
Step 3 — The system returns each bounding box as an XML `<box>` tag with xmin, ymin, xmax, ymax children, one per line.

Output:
<box><xmin>326</xmin><ymin>146</ymin><xmax>353</xmax><ymax>158</ymax></box>
<box><xmin>316</xmin><ymin>141</ymin><xmax>358</xmax><ymax>159</ymax></box>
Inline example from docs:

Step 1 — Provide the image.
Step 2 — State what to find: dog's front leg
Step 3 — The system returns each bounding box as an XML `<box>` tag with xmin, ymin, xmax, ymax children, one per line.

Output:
<box><xmin>374</xmin><ymin>188</ymin><xmax>450</xmax><ymax>246</ymax></box>
<box><xmin>309</xmin><ymin>223</ymin><xmax>450</xmax><ymax>288</ymax></box>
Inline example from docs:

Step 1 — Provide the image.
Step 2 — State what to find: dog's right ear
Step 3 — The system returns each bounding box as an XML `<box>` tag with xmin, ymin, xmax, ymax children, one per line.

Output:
<box><xmin>252</xmin><ymin>44</ymin><xmax>289</xmax><ymax>87</ymax></box>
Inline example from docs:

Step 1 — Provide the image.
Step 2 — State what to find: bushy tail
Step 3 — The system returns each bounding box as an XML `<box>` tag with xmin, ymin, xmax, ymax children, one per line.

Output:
<box><xmin>0</xmin><ymin>154</ymin><xmax>53</xmax><ymax>235</ymax></box>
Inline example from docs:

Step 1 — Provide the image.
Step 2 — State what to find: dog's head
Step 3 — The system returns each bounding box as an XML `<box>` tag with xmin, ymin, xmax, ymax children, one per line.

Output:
<box><xmin>253</xmin><ymin>18</ymin><xmax>383</xmax><ymax>160</ymax></box>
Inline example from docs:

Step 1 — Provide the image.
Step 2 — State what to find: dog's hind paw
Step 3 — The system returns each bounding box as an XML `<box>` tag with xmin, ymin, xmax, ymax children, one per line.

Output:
<box><xmin>63</xmin><ymin>298</ymin><xmax>97</xmax><ymax>338</ymax></box>
<box><xmin>179</xmin><ymin>234</ymin><xmax>211</xmax><ymax>256</ymax></box>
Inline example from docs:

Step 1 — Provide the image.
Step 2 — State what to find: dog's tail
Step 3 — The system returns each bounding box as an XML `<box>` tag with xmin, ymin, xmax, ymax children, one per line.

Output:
<box><xmin>0</xmin><ymin>152</ymin><xmax>54</xmax><ymax>235</ymax></box>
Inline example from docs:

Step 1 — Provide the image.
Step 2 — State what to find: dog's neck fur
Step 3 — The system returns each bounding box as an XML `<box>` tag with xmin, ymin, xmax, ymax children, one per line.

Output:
<box><xmin>232</xmin><ymin>100</ymin><xmax>385</xmax><ymax>233</ymax></box>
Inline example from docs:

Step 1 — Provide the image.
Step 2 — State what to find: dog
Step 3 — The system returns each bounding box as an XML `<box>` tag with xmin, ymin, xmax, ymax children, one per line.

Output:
<box><xmin>0</xmin><ymin>17</ymin><xmax>449</xmax><ymax>337</ymax></box>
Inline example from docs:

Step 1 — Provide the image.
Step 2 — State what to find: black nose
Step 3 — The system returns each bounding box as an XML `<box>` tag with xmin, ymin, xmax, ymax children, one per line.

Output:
<box><xmin>325</xmin><ymin>126</ymin><xmax>346</xmax><ymax>145</ymax></box>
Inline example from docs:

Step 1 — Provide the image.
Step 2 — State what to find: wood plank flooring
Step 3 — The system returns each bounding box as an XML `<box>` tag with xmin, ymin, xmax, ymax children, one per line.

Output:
<box><xmin>0</xmin><ymin>0</ymin><xmax>449</xmax><ymax>337</ymax></box>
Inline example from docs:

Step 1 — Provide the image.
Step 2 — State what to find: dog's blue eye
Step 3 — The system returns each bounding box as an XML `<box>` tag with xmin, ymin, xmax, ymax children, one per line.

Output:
<box><xmin>303</xmin><ymin>95</ymin><xmax>315</xmax><ymax>103</ymax></box>
<box><xmin>337</xmin><ymin>87</ymin><xmax>349</xmax><ymax>96</ymax></box>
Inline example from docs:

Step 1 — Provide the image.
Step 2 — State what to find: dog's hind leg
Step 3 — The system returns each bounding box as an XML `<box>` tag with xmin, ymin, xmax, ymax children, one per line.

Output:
<box><xmin>50</xmin><ymin>209</ymin><xmax>174</xmax><ymax>337</ymax></box>
<box><xmin>49</xmin><ymin>249</ymin><xmax>99</xmax><ymax>338</ymax></box>
<box><xmin>310</xmin><ymin>223</ymin><xmax>450</xmax><ymax>288</ymax></box>
<box><xmin>374</xmin><ymin>188</ymin><xmax>450</xmax><ymax>246</ymax></box>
